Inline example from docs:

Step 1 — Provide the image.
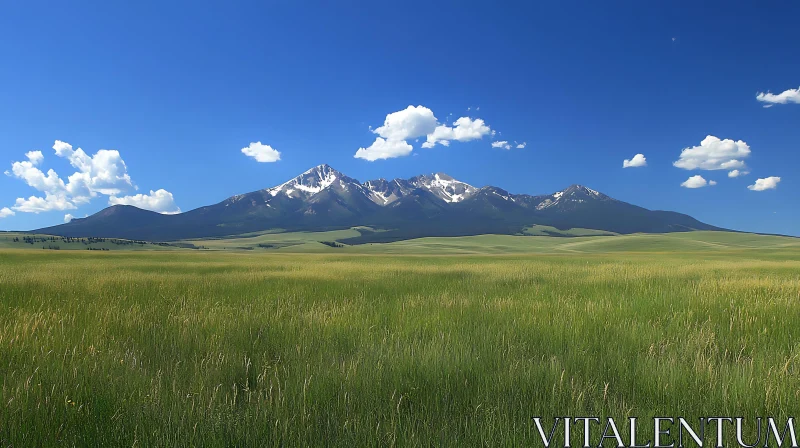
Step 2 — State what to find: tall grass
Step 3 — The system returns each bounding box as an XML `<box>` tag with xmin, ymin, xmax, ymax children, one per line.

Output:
<box><xmin>1</xmin><ymin>249</ymin><xmax>799</xmax><ymax>446</ymax></box>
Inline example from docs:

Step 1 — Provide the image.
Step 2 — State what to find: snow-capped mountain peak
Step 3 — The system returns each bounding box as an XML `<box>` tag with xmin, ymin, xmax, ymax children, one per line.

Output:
<box><xmin>261</xmin><ymin>166</ymin><xmax>607</xmax><ymax>211</ymax></box>
<box><xmin>406</xmin><ymin>172</ymin><xmax>478</xmax><ymax>203</ymax></box>
<box><xmin>360</xmin><ymin>172</ymin><xmax>478</xmax><ymax>205</ymax></box>
<box><xmin>266</xmin><ymin>164</ymin><xmax>346</xmax><ymax>198</ymax></box>
<box><xmin>562</xmin><ymin>184</ymin><xmax>603</xmax><ymax>197</ymax></box>
<box><xmin>535</xmin><ymin>184</ymin><xmax>610</xmax><ymax>210</ymax></box>
<box><xmin>362</xmin><ymin>178</ymin><xmax>411</xmax><ymax>205</ymax></box>
<box><xmin>481</xmin><ymin>186</ymin><xmax>516</xmax><ymax>202</ymax></box>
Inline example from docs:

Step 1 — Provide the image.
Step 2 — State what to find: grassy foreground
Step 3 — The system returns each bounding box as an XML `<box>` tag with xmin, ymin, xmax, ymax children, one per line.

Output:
<box><xmin>1</xmin><ymin>247</ymin><xmax>800</xmax><ymax>446</ymax></box>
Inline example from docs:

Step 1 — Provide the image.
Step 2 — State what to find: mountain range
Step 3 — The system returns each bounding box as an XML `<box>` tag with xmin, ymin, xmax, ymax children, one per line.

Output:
<box><xmin>37</xmin><ymin>164</ymin><xmax>723</xmax><ymax>243</ymax></box>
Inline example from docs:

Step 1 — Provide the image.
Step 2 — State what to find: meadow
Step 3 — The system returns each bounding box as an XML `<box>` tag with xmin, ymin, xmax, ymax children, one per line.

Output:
<box><xmin>1</xmin><ymin>233</ymin><xmax>799</xmax><ymax>446</ymax></box>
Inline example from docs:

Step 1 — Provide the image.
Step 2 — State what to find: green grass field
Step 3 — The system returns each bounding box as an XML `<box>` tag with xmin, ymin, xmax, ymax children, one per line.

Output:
<box><xmin>183</xmin><ymin>229</ymin><xmax>799</xmax><ymax>255</ymax></box>
<box><xmin>1</xmin><ymin>232</ymin><xmax>800</xmax><ymax>445</ymax></box>
<box><xmin>180</xmin><ymin>228</ymin><xmax>799</xmax><ymax>254</ymax></box>
<box><xmin>521</xmin><ymin>224</ymin><xmax>618</xmax><ymax>237</ymax></box>
<box><xmin>6</xmin><ymin>228</ymin><xmax>799</xmax><ymax>255</ymax></box>
<box><xmin>180</xmin><ymin>227</ymin><xmax>374</xmax><ymax>250</ymax></box>
<box><xmin>0</xmin><ymin>232</ymin><xmax>180</xmax><ymax>251</ymax></box>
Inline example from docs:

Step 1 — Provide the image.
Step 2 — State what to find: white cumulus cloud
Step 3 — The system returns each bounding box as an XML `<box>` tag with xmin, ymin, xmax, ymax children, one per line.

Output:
<box><xmin>357</xmin><ymin>105</ymin><xmax>498</xmax><ymax>160</ymax></box>
<box><xmin>373</xmin><ymin>105</ymin><xmax>438</xmax><ymax>141</ymax></box>
<box><xmin>491</xmin><ymin>141</ymin><xmax>511</xmax><ymax>150</ymax></box>
<box><xmin>623</xmin><ymin>153</ymin><xmax>647</xmax><ymax>168</ymax></box>
<box><xmin>7</xmin><ymin>159</ymin><xmax>67</xmax><ymax>195</ymax></box>
<box><xmin>0</xmin><ymin>207</ymin><xmax>14</xmax><ymax>218</ymax></box>
<box><xmin>728</xmin><ymin>169</ymin><xmax>749</xmax><ymax>178</ymax></box>
<box><xmin>354</xmin><ymin>137</ymin><xmax>413</xmax><ymax>161</ymax></box>
<box><xmin>5</xmin><ymin>140</ymin><xmax>171</xmax><ymax>216</ymax></box>
<box><xmin>756</xmin><ymin>87</ymin><xmax>800</xmax><ymax>105</ymax></box>
<box><xmin>423</xmin><ymin>117</ymin><xmax>492</xmax><ymax>148</ymax></box>
<box><xmin>52</xmin><ymin>140</ymin><xmax>134</xmax><ymax>196</ymax></box>
<box><xmin>25</xmin><ymin>150</ymin><xmax>44</xmax><ymax>165</ymax></box>
<box><xmin>747</xmin><ymin>176</ymin><xmax>781</xmax><ymax>191</ymax></box>
<box><xmin>241</xmin><ymin>142</ymin><xmax>281</xmax><ymax>163</ymax></box>
<box><xmin>64</xmin><ymin>214</ymin><xmax>74</xmax><ymax>223</ymax></box>
<box><xmin>515</xmin><ymin>142</ymin><xmax>526</xmax><ymax>149</ymax></box>
<box><xmin>5</xmin><ymin>140</ymin><xmax>135</xmax><ymax>206</ymax></box>
<box><xmin>680</xmin><ymin>175</ymin><xmax>714</xmax><ymax>189</ymax></box>
<box><xmin>13</xmin><ymin>193</ymin><xmax>77</xmax><ymax>213</ymax></box>
<box><xmin>673</xmin><ymin>135</ymin><xmax>750</xmax><ymax>171</ymax></box>
<box><xmin>109</xmin><ymin>189</ymin><xmax>181</xmax><ymax>214</ymax></box>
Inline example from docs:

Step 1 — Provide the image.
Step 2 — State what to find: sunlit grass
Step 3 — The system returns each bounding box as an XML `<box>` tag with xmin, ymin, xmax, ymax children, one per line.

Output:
<box><xmin>1</xmin><ymin>249</ymin><xmax>799</xmax><ymax>445</ymax></box>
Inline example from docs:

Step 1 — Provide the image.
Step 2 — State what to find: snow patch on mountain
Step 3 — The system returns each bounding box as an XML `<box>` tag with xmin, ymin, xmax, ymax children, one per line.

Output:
<box><xmin>492</xmin><ymin>190</ymin><xmax>514</xmax><ymax>201</ymax></box>
<box><xmin>267</xmin><ymin>164</ymin><xmax>341</xmax><ymax>198</ymax></box>
<box><xmin>407</xmin><ymin>173</ymin><xmax>477</xmax><ymax>203</ymax></box>
<box><xmin>260</xmin><ymin>166</ymin><xmax>609</xmax><ymax>214</ymax></box>
<box><xmin>536</xmin><ymin>199</ymin><xmax>554</xmax><ymax>210</ymax></box>
<box><xmin>585</xmin><ymin>187</ymin><xmax>601</xmax><ymax>197</ymax></box>
<box><xmin>535</xmin><ymin>185</ymin><xmax>610</xmax><ymax>210</ymax></box>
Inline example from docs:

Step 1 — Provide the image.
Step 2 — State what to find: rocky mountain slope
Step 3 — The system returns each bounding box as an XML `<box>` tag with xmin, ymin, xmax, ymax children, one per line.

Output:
<box><xmin>37</xmin><ymin>164</ymin><xmax>723</xmax><ymax>242</ymax></box>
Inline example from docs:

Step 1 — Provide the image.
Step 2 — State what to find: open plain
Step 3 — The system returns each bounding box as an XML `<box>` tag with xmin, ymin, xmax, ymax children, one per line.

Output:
<box><xmin>1</xmin><ymin>232</ymin><xmax>799</xmax><ymax>445</ymax></box>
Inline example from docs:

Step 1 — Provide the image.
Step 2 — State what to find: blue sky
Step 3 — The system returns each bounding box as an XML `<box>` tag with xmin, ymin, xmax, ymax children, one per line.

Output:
<box><xmin>1</xmin><ymin>1</ymin><xmax>798</xmax><ymax>235</ymax></box>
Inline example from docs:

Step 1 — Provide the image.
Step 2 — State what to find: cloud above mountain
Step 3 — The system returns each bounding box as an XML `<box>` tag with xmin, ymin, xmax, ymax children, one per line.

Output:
<box><xmin>7</xmin><ymin>150</ymin><xmax>69</xmax><ymax>199</ymax></box>
<box><xmin>53</xmin><ymin>140</ymin><xmax>134</xmax><ymax>196</ymax></box>
<box><xmin>109</xmin><ymin>189</ymin><xmax>181</xmax><ymax>214</ymax></box>
<box><xmin>373</xmin><ymin>105</ymin><xmax>438</xmax><ymax>141</ymax></box>
<box><xmin>241</xmin><ymin>141</ymin><xmax>281</xmax><ymax>163</ymax></box>
<box><xmin>25</xmin><ymin>150</ymin><xmax>44</xmax><ymax>165</ymax></box>
<box><xmin>623</xmin><ymin>154</ymin><xmax>647</xmax><ymax>168</ymax></box>
<box><xmin>12</xmin><ymin>193</ymin><xmax>77</xmax><ymax>213</ymax></box>
<box><xmin>491</xmin><ymin>141</ymin><xmax>512</xmax><ymax>150</ymax></box>
<box><xmin>681</xmin><ymin>175</ymin><xmax>716</xmax><ymax>189</ymax></box>
<box><xmin>728</xmin><ymin>169</ymin><xmax>748</xmax><ymax>178</ymax></box>
<box><xmin>355</xmin><ymin>105</ymin><xmax>494</xmax><ymax>161</ymax></box>
<box><xmin>0</xmin><ymin>208</ymin><xmax>14</xmax><ymax>219</ymax></box>
<box><xmin>354</xmin><ymin>138</ymin><xmax>413</xmax><ymax>161</ymax></box>
<box><xmin>756</xmin><ymin>87</ymin><xmax>800</xmax><ymax>105</ymax></box>
<box><xmin>423</xmin><ymin>117</ymin><xmax>492</xmax><ymax>148</ymax></box>
<box><xmin>747</xmin><ymin>176</ymin><xmax>781</xmax><ymax>191</ymax></box>
<box><xmin>4</xmin><ymin>140</ymin><xmax>178</xmax><ymax>215</ymax></box>
<box><xmin>673</xmin><ymin>135</ymin><xmax>750</xmax><ymax>171</ymax></box>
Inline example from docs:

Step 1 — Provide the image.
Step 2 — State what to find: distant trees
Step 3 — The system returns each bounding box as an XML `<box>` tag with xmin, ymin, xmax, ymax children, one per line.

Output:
<box><xmin>6</xmin><ymin>234</ymin><xmax>204</xmax><ymax>251</ymax></box>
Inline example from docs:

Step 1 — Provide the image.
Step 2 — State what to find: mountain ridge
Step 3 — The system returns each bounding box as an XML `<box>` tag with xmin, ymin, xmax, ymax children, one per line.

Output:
<box><xmin>36</xmin><ymin>164</ymin><xmax>725</xmax><ymax>242</ymax></box>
